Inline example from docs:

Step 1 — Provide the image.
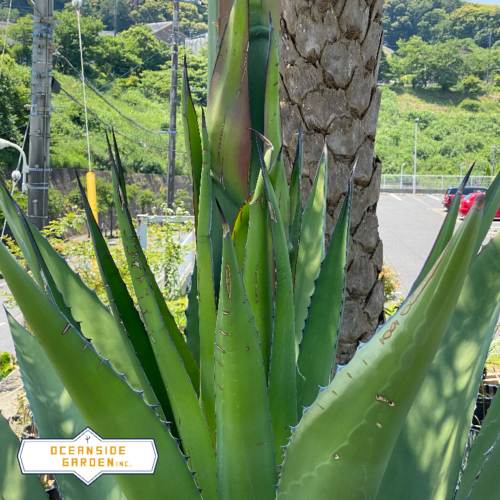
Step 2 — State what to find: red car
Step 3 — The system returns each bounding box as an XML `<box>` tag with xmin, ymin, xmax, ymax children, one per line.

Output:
<box><xmin>443</xmin><ymin>186</ymin><xmax>488</xmax><ymax>210</ymax></box>
<box><xmin>459</xmin><ymin>192</ymin><xmax>500</xmax><ymax>218</ymax></box>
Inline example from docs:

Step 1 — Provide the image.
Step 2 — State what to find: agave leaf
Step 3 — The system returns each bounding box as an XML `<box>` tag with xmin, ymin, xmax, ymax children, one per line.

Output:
<box><xmin>185</xmin><ymin>261</ymin><xmax>201</xmax><ymax>364</ymax></box>
<box><xmin>297</xmin><ymin>175</ymin><xmax>353</xmax><ymax>411</ymax></box>
<box><xmin>8</xmin><ymin>313</ymin><xmax>127</xmax><ymax>500</ymax></box>
<box><xmin>0</xmin><ymin>183</ymin><xmax>161</xmax><ymax>415</ymax></box>
<box><xmin>410</xmin><ymin>164</ymin><xmax>473</xmax><ymax>294</ymax></box>
<box><xmin>378</xmin><ymin>233</ymin><xmax>500</xmax><ymax>500</ymax></box>
<box><xmin>0</xmin><ymin>182</ymin><xmax>43</xmax><ymax>288</ymax></box>
<box><xmin>259</xmin><ymin>148</ymin><xmax>298</xmax><ymax>460</ymax></box>
<box><xmin>109</xmin><ymin>134</ymin><xmax>200</xmax><ymax>392</ymax></box>
<box><xmin>109</xmin><ymin>142</ymin><xmax>217</xmax><ymax>499</ymax></box>
<box><xmin>277</xmin><ymin>196</ymin><xmax>484</xmax><ymax>500</ymax></box>
<box><xmin>289</xmin><ymin>126</ymin><xmax>303</xmax><ymax>276</ymax></box>
<box><xmin>293</xmin><ymin>146</ymin><xmax>328</xmax><ymax>353</ymax></box>
<box><xmin>75</xmin><ymin>173</ymin><xmax>171</xmax><ymax>423</ymax></box>
<box><xmin>182</xmin><ymin>58</ymin><xmax>203</xmax><ymax>225</ymax></box>
<box><xmin>0</xmin><ymin>413</ymin><xmax>48</xmax><ymax>500</ymax></box>
<box><xmin>232</xmin><ymin>198</ymin><xmax>250</xmax><ymax>270</ymax></box>
<box><xmin>214</xmin><ymin>201</ymin><xmax>277</xmax><ymax>500</ymax></box>
<box><xmin>0</xmin><ymin>241</ymin><xmax>201</xmax><ymax>500</ymax></box>
<box><xmin>475</xmin><ymin>168</ymin><xmax>500</xmax><ymax>255</ymax></box>
<box><xmin>198</xmin><ymin>113</ymin><xmax>217</xmax><ymax>440</ymax></box>
<box><xmin>269</xmin><ymin>149</ymin><xmax>290</xmax><ymax>253</ymax></box>
<box><xmin>242</xmin><ymin>172</ymin><xmax>273</xmax><ymax>377</ymax></box>
<box><xmin>264</xmin><ymin>18</ymin><xmax>280</xmax><ymax>154</ymax></box>
<box><xmin>207</xmin><ymin>0</ymin><xmax>251</xmax><ymax>228</ymax></box>
<box><xmin>455</xmin><ymin>390</ymin><xmax>500</xmax><ymax>500</ymax></box>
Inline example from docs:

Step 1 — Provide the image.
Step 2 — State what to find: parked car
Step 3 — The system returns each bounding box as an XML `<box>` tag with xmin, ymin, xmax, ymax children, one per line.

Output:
<box><xmin>459</xmin><ymin>192</ymin><xmax>500</xmax><ymax>218</ymax></box>
<box><xmin>443</xmin><ymin>186</ymin><xmax>488</xmax><ymax>210</ymax></box>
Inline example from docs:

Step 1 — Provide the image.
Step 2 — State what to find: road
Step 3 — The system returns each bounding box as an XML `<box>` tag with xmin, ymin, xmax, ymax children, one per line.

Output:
<box><xmin>378</xmin><ymin>193</ymin><xmax>500</xmax><ymax>297</ymax></box>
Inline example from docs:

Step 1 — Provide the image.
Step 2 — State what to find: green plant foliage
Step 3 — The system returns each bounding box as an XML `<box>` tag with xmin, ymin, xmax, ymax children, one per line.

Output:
<box><xmin>2</xmin><ymin>1</ymin><xmax>500</xmax><ymax>499</ymax></box>
<box><xmin>0</xmin><ymin>352</ymin><xmax>16</xmax><ymax>382</ymax></box>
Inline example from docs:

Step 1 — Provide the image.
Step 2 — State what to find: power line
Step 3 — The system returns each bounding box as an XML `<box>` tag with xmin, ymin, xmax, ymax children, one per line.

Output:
<box><xmin>55</xmin><ymin>50</ymin><xmax>171</xmax><ymax>135</ymax></box>
<box><xmin>97</xmin><ymin>43</ymin><xmax>171</xmax><ymax>91</ymax></box>
<box><xmin>59</xmin><ymin>84</ymin><xmax>169</xmax><ymax>151</ymax></box>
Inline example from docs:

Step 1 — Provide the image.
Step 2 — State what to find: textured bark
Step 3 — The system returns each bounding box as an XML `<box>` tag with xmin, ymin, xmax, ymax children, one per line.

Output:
<box><xmin>280</xmin><ymin>0</ymin><xmax>384</xmax><ymax>364</ymax></box>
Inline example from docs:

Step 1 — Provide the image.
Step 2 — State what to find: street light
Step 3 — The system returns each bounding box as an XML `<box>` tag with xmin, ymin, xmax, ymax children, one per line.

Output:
<box><xmin>413</xmin><ymin>118</ymin><xmax>419</xmax><ymax>195</ymax></box>
<box><xmin>400</xmin><ymin>163</ymin><xmax>406</xmax><ymax>190</ymax></box>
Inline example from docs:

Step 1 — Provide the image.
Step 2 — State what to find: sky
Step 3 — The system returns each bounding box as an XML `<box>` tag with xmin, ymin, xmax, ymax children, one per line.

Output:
<box><xmin>469</xmin><ymin>0</ymin><xmax>500</xmax><ymax>3</ymax></box>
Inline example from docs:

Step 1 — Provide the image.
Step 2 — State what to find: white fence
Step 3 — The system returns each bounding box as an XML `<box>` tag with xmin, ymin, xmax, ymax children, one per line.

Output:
<box><xmin>137</xmin><ymin>215</ymin><xmax>195</xmax><ymax>290</ymax></box>
<box><xmin>381</xmin><ymin>174</ymin><xmax>495</xmax><ymax>192</ymax></box>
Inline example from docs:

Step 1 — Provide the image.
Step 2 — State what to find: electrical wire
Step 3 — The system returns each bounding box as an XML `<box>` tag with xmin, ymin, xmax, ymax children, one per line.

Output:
<box><xmin>0</xmin><ymin>0</ymin><xmax>13</xmax><ymax>79</ymax></box>
<box><xmin>56</xmin><ymin>51</ymin><xmax>171</xmax><ymax>135</ymax></box>
<box><xmin>58</xmin><ymin>85</ymin><xmax>170</xmax><ymax>151</ymax></box>
<box><xmin>75</xmin><ymin>4</ymin><xmax>92</xmax><ymax>172</ymax></box>
<box><xmin>97</xmin><ymin>43</ymin><xmax>171</xmax><ymax>91</ymax></box>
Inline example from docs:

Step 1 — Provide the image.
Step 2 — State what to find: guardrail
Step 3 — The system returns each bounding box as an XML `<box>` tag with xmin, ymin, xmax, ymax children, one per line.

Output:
<box><xmin>381</xmin><ymin>174</ymin><xmax>494</xmax><ymax>192</ymax></box>
<box><xmin>137</xmin><ymin>215</ymin><xmax>195</xmax><ymax>290</ymax></box>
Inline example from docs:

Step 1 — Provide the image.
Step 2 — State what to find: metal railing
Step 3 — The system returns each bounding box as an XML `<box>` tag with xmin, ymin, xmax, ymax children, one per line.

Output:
<box><xmin>381</xmin><ymin>174</ymin><xmax>494</xmax><ymax>192</ymax></box>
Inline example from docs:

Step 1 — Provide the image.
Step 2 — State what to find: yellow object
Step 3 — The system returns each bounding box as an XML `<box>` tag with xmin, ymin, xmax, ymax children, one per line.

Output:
<box><xmin>86</xmin><ymin>171</ymin><xmax>98</xmax><ymax>223</ymax></box>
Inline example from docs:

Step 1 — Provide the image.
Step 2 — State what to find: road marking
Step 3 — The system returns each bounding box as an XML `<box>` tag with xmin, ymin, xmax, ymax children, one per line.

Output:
<box><xmin>427</xmin><ymin>195</ymin><xmax>442</xmax><ymax>202</ymax></box>
<box><xmin>389</xmin><ymin>194</ymin><xmax>402</xmax><ymax>201</ymax></box>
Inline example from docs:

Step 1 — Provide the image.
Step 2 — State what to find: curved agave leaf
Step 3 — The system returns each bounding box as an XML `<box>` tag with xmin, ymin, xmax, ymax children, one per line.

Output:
<box><xmin>8</xmin><ymin>313</ymin><xmax>127</xmax><ymax>500</ymax></box>
<box><xmin>198</xmin><ymin>113</ymin><xmax>217</xmax><ymax>440</ymax></box>
<box><xmin>259</xmin><ymin>152</ymin><xmax>298</xmax><ymax>460</ymax></box>
<box><xmin>182</xmin><ymin>57</ymin><xmax>203</xmax><ymax>224</ymax></box>
<box><xmin>0</xmin><ymin>183</ymin><xmax>161</xmax><ymax>414</ymax></box>
<box><xmin>264</xmin><ymin>18</ymin><xmax>280</xmax><ymax>154</ymax></box>
<box><xmin>277</xmin><ymin>196</ymin><xmax>483</xmax><ymax>500</ymax></box>
<box><xmin>297</xmin><ymin>174</ymin><xmax>353</xmax><ymax>411</ymax></box>
<box><xmin>108</xmin><ymin>134</ymin><xmax>200</xmax><ymax>391</ymax></box>
<box><xmin>289</xmin><ymin>126</ymin><xmax>303</xmax><ymax>276</ymax></box>
<box><xmin>108</xmin><ymin>142</ymin><xmax>217</xmax><ymax>499</ymax></box>
<box><xmin>0</xmin><ymin>414</ymin><xmax>48</xmax><ymax>500</ymax></box>
<box><xmin>293</xmin><ymin>146</ymin><xmax>328</xmax><ymax>353</ymax></box>
<box><xmin>232</xmin><ymin>199</ymin><xmax>250</xmax><ymax>270</ymax></box>
<box><xmin>410</xmin><ymin>164</ymin><xmax>473</xmax><ymax>294</ymax></box>
<box><xmin>378</xmin><ymin>233</ymin><xmax>500</xmax><ymax>500</ymax></box>
<box><xmin>0</xmin><ymin>240</ymin><xmax>201</xmax><ymax>500</ymax></box>
<box><xmin>214</xmin><ymin>202</ymin><xmax>277</xmax><ymax>500</ymax></box>
<box><xmin>455</xmin><ymin>390</ymin><xmax>500</xmax><ymax>500</ymax></box>
<box><xmin>185</xmin><ymin>261</ymin><xmax>200</xmax><ymax>364</ymax></box>
<box><xmin>207</xmin><ymin>0</ymin><xmax>251</xmax><ymax>228</ymax></box>
<box><xmin>75</xmin><ymin>173</ymin><xmax>171</xmax><ymax>423</ymax></box>
<box><xmin>243</xmin><ymin>172</ymin><xmax>273</xmax><ymax>377</ymax></box>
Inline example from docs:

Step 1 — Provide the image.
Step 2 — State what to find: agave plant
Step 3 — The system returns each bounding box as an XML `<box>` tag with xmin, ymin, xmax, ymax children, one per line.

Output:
<box><xmin>2</xmin><ymin>0</ymin><xmax>500</xmax><ymax>499</ymax></box>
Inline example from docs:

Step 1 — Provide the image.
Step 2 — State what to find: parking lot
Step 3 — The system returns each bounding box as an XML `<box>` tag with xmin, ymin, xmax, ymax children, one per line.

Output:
<box><xmin>378</xmin><ymin>193</ymin><xmax>500</xmax><ymax>297</ymax></box>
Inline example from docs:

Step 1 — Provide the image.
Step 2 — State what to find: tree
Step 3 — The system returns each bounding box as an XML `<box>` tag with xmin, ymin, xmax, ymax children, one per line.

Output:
<box><xmin>7</xmin><ymin>14</ymin><xmax>33</xmax><ymax>65</ymax></box>
<box><xmin>99</xmin><ymin>0</ymin><xmax>133</xmax><ymax>32</ymax></box>
<box><xmin>280</xmin><ymin>0</ymin><xmax>384</xmax><ymax>363</ymax></box>
<box><xmin>54</xmin><ymin>10</ymin><xmax>104</xmax><ymax>78</ymax></box>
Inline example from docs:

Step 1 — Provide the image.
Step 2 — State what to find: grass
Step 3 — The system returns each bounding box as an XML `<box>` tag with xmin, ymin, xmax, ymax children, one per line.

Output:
<box><xmin>376</xmin><ymin>86</ymin><xmax>500</xmax><ymax>175</ymax></box>
<box><xmin>50</xmin><ymin>71</ymin><xmax>191</xmax><ymax>175</ymax></box>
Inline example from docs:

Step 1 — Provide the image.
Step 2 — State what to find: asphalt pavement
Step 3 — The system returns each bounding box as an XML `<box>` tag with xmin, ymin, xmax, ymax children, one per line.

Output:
<box><xmin>378</xmin><ymin>193</ymin><xmax>500</xmax><ymax>297</ymax></box>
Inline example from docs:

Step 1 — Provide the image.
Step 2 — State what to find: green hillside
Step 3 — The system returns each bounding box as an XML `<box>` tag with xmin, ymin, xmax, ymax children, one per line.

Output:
<box><xmin>376</xmin><ymin>87</ymin><xmax>500</xmax><ymax>175</ymax></box>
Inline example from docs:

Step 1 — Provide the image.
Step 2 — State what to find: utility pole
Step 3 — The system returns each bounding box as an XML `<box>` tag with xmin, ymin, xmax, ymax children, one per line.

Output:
<box><xmin>487</xmin><ymin>31</ymin><xmax>492</xmax><ymax>84</ymax></box>
<box><xmin>492</xmin><ymin>145</ymin><xmax>498</xmax><ymax>177</ymax></box>
<box><xmin>27</xmin><ymin>0</ymin><xmax>54</xmax><ymax>230</ymax></box>
<box><xmin>413</xmin><ymin>118</ymin><xmax>419</xmax><ymax>195</ymax></box>
<box><xmin>113</xmin><ymin>0</ymin><xmax>117</xmax><ymax>36</ymax></box>
<box><xmin>167</xmin><ymin>0</ymin><xmax>179</xmax><ymax>209</ymax></box>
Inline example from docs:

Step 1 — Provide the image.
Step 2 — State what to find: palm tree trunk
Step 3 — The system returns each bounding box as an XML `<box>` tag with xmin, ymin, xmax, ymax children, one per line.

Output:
<box><xmin>280</xmin><ymin>0</ymin><xmax>385</xmax><ymax>364</ymax></box>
